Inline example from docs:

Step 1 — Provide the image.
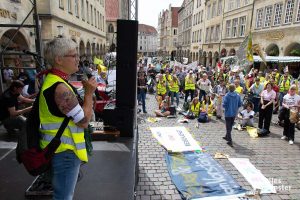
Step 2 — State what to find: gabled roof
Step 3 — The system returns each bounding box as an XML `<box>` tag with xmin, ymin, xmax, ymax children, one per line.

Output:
<box><xmin>171</xmin><ymin>7</ymin><xmax>180</xmax><ymax>27</ymax></box>
<box><xmin>105</xmin><ymin>0</ymin><xmax>119</xmax><ymax>21</ymax></box>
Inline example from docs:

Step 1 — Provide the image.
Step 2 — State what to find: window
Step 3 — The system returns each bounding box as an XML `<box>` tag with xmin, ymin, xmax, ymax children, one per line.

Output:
<box><xmin>212</xmin><ymin>2</ymin><xmax>216</xmax><ymax>18</ymax></box>
<box><xmin>210</xmin><ymin>26</ymin><xmax>214</xmax><ymax>42</ymax></box>
<box><xmin>274</xmin><ymin>3</ymin><xmax>283</xmax><ymax>25</ymax></box>
<box><xmin>192</xmin><ymin>32</ymin><xmax>195</xmax><ymax>43</ymax></box>
<box><xmin>140</xmin><ymin>46</ymin><xmax>142</xmax><ymax>50</ymax></box>
<box><xmin>236</xmin><ymin>0</ymin><xmax>240</xmax><ymax>8</ymax></box>
<box><xmin>97</xmin><ymin>11</ymin><xmax>100</xmax><ymax>29</ymax></box>
<box><xmin>284</xmin><ymin>0</ymin><xmax>295</xmax><ymax>24</ymax></box>
<box><xmin>59</xmin><ymin>0</ymin><xmax>64</xmax><ymax>9</ymax></box>
<box><xmin>75</xmin><ymin>0</ymin><xmax>79</xmax><ymax>17</ymax></box>
<box><xmin>198</xmin><ymin>12</ymin><xmax>200</xmax><ymax>24</ymax></box>
<box><xmin>91</xmin><ymin>5</ymin><xmax>93</xmax><ymax>25</ymax></box>
<box><xmin>217</xmin><ymin>0</ymin><xmax>222</xmax><ymax>16</ymax></box>
<box><xmin>239</xmin><ymin>16</ymin><xmax>246</xmax><ymax>36</ymax></box>
<box><xmin>264</xmin><ymin>6</ymin><xmax>272</xmax><ymax>27</ymax></box>
<box><xmin>81</xmin><ymin>0</ymin><xmax>85</xmax><ymax>20</ymax></box>
<box><xmin>94</xmin><ymin>8</ymin><xmax>97</xmax><ymax>27</ymax></box>
<box><xmin>174</xmin><ymin>29</ymin><xmax>177</xmax><ymax>35</ymax></box>
<box><xmin>199</xmin><ymin>29</ymin><xmax>202</xmax><ymax>42</ymax></box>
<box><xmin>226</xmin><ymin>20</ymin><xmax>231</xmax><ymax>38</ymax></box>
<box><xmin>256</xmin><ymin>8</ymin><xmax>263</xmax><ymax>28</ymax></box>
<box><xmin>68</xmin><ymin>0</ymin><xmax>72</xmax><ymax>13</ymax></box>
<box><xmin>86</xmin><ymin>1</ymin><xmax>89</xmax><ymax>23</ymax></box>
<box><xmin>205</xmin><ymin>28</ymin><xmax>210</xmax><ymax>42</ymax></box>
<box><xmin>296</xmin><ymin>0</ymin><xmax>300</xmax><ymax>21</ymax></box>
<box><xmin>207</xmin><ymin>5</ymin><xmax>211</xmax><ymax>19</ymax></box>
<box><xmin>244</xmin><ymin>0</ymin><xmax>249</xmax><ymax>5</ymax></box>
<box><xmin>201</xmin><ymin>10</ymin><xmax>203</xmax><ymax>22</ymax></box>
<box><xmin>215</xmin><ymin>25</ymin><xmax>220</xmax><ymax>41</ymax></box>
<box><xmin>232</xmin><ymin>18</ymin><xmax>238</xmax><ymax>37</ymax></box>
<box><xmin>229</xmin><ymin>0</ymin><xmax>234</xmax><ymax>10</ymax></box>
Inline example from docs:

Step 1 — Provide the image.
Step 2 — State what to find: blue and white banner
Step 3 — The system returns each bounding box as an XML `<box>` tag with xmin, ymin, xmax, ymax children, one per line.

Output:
<box><xmin>165</xmin><ymin>152</ymin><xmax>246</xmax><ymax>200</ymax></box>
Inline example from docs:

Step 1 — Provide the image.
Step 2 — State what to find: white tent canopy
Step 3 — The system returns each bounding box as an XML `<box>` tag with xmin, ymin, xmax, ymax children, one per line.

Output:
<box><xmin>221</xmin><ymin>55</ymin><xmax>300</xmax><ymax>63</ymax></box>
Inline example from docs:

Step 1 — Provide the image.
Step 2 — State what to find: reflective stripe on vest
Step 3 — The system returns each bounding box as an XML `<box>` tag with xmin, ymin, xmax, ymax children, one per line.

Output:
<box><xmin>185</xmin><ymin>77</ymin><xmax>195</xmax><ymax>90</ymax></box>
<box><xmin>39</xmin><ymin>73</ymin><xmax>88</xmax><ymax>162</ymax></box>
<box><xmin>191</xmin><ymin>102</ymin><xmax>200</xmax><ymax>117</ymax></box>
<box><xmin>41</xmin><ymin>133</ymin><xmax>86</xmax><ymax>150</ymax></box>
<box><xmin>41</xmin><ymin>123</ymin><xmax>84</xmax><ymax>133</ymax></box>
<box><xmin>157</xmin><ymin>81</ymin><xmax>167</xmax><ymax>95</ymax></box>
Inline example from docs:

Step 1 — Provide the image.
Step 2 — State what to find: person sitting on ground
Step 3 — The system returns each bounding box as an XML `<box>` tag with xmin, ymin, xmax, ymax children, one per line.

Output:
<box><xmin>189</xmin><ymin>97</ymin><xmax>201</xmax><ymax>118</ymax></box>
<box><xmin>238</xmin><ymin>102</ymin><xmax>255</xmax><ymax>128</ymax></box>
<box><xmin>155</xmin><ymin>98</ymin><xmax>171</xmax><ymax>117</ymax></box>
<box><xmin>156</xmin><ymin>74</ymin><xmax>167</xmax><ymax>107</ymax></box>
<box><xmin>201</xmin><ymin>95</ymin><xmax>216</xmax><ymax>119</ymax></box>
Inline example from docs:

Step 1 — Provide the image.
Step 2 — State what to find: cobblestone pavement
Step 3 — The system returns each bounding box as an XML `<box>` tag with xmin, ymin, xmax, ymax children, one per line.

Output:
<box><xmin>136</xmin><ymin>93</ymin><xmax>300</xmax><ymax>200</ymax></box>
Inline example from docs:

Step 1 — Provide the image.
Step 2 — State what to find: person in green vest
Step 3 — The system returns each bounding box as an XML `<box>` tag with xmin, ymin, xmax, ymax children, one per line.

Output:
<box><xmin>42</xmin><ymin>38</ymin><xmax>97</xmax><ymax>199</ymax></box>
<box><xmin>189</xmin><ymin>97</ymin><xmax>201</xmax><ymax>117</ymax></box>
<box><xmin>169</xmin><ymin>74</ymin><xmax>180</xmax><ymax>107</ymax></box>
<box><xmin>279</xmin><ymin>71</ymin><xmax>291</xmax><ymax>108</ymax></box>
<box><xmin>184</xmin><ymin>70</ymin><xmax>196</xmax><ymax>102</ymax></box>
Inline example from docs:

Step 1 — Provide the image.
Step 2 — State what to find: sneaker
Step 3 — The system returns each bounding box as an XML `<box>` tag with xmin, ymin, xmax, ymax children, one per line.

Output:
<box><xmin>289</xmin><ymin>140</ymin><xmax>294</xmax><ymax>145</ymax></box>
<box><xmin>143</xmin><ymin>111</ymin><xmax>147</xmax><ymax>114</ymax></box>
<box><xmin>281</xmin><ymin>136</ymin><xmax>287</xmax><ymax>140</ymax></box>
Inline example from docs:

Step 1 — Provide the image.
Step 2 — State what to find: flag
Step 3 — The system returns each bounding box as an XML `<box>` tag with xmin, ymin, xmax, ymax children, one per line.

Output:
<box><xmin>93</xmin><ymin>56</ymin><xmax>104</xmax><ymax>65</ymax></box>
<box><xmin>253</xmin><ymin>44</ymin><xmax>267</xmax><ymax>65</ymax></box>
<box><xmin>246</xmin><ymin>32</ymin><xmax>253</xmax><ymax>62</ymax></box>
<box><xmin>236</xmin><ymin>32</ymin><xmax>253</xmax><ymax>63</ymax></box>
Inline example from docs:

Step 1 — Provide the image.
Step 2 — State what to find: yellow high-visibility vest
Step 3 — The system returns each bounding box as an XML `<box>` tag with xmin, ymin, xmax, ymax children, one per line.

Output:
<box><xmin>279</xmin><ymin>78</ymin><xmax>290</xmax><ymax>93</ymax></box>
<box><xmin>39</xmin><ymin>74</ymin><xmax>88</xmax><ymax>162</ymax></box>
<box><xmin>185</xmin><ymin>76</ymin><xmax>195</xmax><ymax>90</ymax></box>
<box><xmin>157</xmin><ymin>81</ymin><xmax>167</xmax><ymax>95</ymax></box>
<box><xmin>169</xmin><ymin>80</ymin><xmax>179</xmax><ymax>93</ymax></box>
<box><xmin>190</xmin><ymin>102</ymin><xmax>201</xmax><ymax>117</ymax></box>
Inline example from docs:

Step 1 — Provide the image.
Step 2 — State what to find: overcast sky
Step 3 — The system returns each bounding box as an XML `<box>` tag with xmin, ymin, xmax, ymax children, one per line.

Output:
<box><xmin>138</xmin><ymin>0</ymin><xmax>183</xmax><ymax>28</ymax></box>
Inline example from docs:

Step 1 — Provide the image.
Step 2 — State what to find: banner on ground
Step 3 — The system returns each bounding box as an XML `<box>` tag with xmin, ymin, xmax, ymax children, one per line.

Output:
<box><xmin>165</xmin><ymin>152</ymin><xmax>246</xmax><ymax>200</ymax></box>
<box><xmin>150</xmin><ymin>126</ymin><xmax>202</xmax><ymax>152</ymax></box>
<box><xmin>228</xmin><ymin>158</ymin><xmax>276</xmax><ymax>194</ymax></box>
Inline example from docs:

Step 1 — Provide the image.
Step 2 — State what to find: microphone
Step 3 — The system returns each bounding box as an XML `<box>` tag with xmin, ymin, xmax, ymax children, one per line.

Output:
<box><xmin>23</xmin><ymin>50</ymin><xmax>41</xmax><ymax>58</ymax></box>
<box><xmin>82</xmin><ymin>67</ymin><xmax>101</xmax><ymax>100</ymax></box>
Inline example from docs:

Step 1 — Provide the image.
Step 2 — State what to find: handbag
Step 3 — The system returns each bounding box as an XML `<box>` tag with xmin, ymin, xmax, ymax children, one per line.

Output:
<box><xmin>20</xmin><ymin>117</ymin><xmax>70</xmax><ymax>176</ymax></box>
<box><xmin>289</xmin><ymin>109</ymin><xmax>299</xmax><ymax>124</ymax></box>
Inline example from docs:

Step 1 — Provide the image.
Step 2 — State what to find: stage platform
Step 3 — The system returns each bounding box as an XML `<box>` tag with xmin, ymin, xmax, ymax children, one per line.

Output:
<box><xmin>0</xmin><ymin>129</ymin><xmax>138</xmax><ymax>200</ymax></box>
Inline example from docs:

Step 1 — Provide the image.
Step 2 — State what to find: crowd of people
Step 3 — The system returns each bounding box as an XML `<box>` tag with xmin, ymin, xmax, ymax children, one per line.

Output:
<box><xmin>137</xmin><ymin>60</ymin><xmax>300</xmax><ymax>146</ymax></box>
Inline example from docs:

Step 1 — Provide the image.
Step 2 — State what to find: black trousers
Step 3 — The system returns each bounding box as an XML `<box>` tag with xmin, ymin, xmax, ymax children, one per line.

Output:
<box><xmin>282</xmin><ymin>108</ymin><xmax>295</xmax><ymax>141</ymax></box>
<box><xmin>258</xmin><ymin>101</ymin><xmax>273</xmax><ymax>132</ymax></box>
<box><xmin>185</xmin><ymin>89</ymin><xmax>194</xmax><ymax>102</ymax></box>
<box><xmin>225</xmin><ymin>117</ymin><xmax>235</xmax><ymax>142</ymax></box>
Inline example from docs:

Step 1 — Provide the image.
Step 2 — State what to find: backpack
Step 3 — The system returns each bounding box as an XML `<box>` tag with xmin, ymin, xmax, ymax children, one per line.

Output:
<box><xmin>198</xmin><ymin>112</ymin><xmax>209</xmax><ymax>123</ymax></box>
<box><xmin>17</xmin><ymin>91</ymin><xmax>70</xmax><ymax>176</ymax></box>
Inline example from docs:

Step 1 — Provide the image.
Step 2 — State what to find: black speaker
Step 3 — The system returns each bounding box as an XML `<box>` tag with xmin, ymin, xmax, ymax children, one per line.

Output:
<box><xmin>116</xmin><ymin>20</ymin><xmax>138</xmax><ymax>109</ymax></box>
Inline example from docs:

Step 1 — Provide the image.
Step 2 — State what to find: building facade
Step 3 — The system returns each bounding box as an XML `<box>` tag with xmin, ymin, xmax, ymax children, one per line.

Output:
<box><xmin>138</xmin><ymin>24</ymin><xmax>158</xmax><ymax>56</ymax></box>
<box><xmin>190</xmin><ymin>0</ymin><xmax>205</xmax><ymax>62</ymax></box>
<box><xmin>252</xmin><ymin>0</ymin><xmax>300</xmax><ymax>57</ymax></box>
<box><xmin>201</xmin><ymin>0</ymin><xmax>224</xmax><ymax>67</ymax></box>
<box><xmin>0</xmin><ymin>0</ymin><xmax>36</xmax><ymax>67</ymax></box>
<box><xmin>37</xmin><ymin>0</ymin><xmax>106</xmax><ymax>59</ymax></box>
<box><xmin>158</xmin><ymin>5</ymin><xmax>180</xmax><ymax>57</ymax></box>
<box><xmin>178</xmin><ymin>0</ymin><xmax>194</xmax><ymax>61</ymax></box>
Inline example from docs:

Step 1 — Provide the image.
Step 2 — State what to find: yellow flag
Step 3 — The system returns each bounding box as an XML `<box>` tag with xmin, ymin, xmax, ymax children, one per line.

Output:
<box><xmin>93</xmin><ymin>56</ymin><xmax>104</xmax><ymax>65</ymax></box>
<box><xmin>246</xmin><ymin>32</ymin><xmax>253</xmax><ymax>62</ymax></box>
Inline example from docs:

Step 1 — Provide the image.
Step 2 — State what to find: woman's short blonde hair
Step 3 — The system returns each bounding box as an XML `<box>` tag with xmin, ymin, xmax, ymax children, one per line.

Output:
<box><xmin>290</xmin><ymin>84</ymin><xmax>297</xmax><ymax>91</ymax></box>
<box><xmin>44</xmin><ymin>37</ymin><xmax>78</xmax><ymax>67</ymax></box>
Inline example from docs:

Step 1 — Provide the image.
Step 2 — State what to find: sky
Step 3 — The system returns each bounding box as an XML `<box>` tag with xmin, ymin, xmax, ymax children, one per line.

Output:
<box><xmin>138</xmin><ymin>0</ymin><xmax>183</xmax><ymax>28</ymax></box>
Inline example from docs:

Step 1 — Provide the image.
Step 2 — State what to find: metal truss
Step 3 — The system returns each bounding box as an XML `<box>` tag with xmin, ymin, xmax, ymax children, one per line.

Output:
<box><xmin>128</xmin><ymin>0</ymin><xmax>138</xmax><ymax>20</ymax></box>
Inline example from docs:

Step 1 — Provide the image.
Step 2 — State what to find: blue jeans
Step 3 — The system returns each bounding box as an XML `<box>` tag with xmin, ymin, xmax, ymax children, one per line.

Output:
<box><xmin>199</xmin><ymin>90</ymin><xmax>207</xmax><ymax>102</ymax></box>
<box><xmin>138</xmin><ymin>90</ymin><xmax>146</xmax><ymax>112</ymax></box>
<box><xmin>279</xmin><ymin>92</ymin><xmax>286</xmax><ymax>106</ymax></box>
<box><xmin>170</xmin><ymin>91</ymin><xmax>179</xmax><ymax>106</ymax></box>
<box><xmin>52</xmin><ymin>151</ymin><xmax>81</xmax><ymax>200</ymax></box>
<box><xmin>251</xmin><ymin>97</ymin><xmax>260</xmax><ymax>113</ymax></box>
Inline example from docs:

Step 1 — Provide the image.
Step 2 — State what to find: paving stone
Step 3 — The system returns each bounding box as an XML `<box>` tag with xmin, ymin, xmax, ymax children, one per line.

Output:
<box><xmin>136</xmin><ymin>93</ymin><xmax>300</xmax><ymax>200</ymax></box>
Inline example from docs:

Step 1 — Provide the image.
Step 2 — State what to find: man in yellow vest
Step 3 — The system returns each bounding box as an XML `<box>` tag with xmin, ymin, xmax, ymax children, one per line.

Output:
<box><xmin>169</xmin><ymin>74</ymin><xmax>180</xmax><ymax>107</ymax></box>
<box><xmin>156</xmin><ymin>74</ymin><xmax>167</xmax><ymax>107</ymax></box>
<box><xmin>43</xmin><ymin>38</ymin><xmax>97</xmax><ymax>199</ymax></box>
<box><xmin>279</xmin><ymin>71</ymin><xmax>291</xmax><ymax>108</ymax></box>
<box><xmin>184</xmin><ymin>70</ymin><xmax>196</xmax><ymax>102</ymax></box>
